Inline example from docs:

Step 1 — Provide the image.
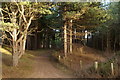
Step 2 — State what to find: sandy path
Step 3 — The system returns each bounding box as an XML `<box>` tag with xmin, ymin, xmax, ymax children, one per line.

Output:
<box><xmin>27</xmin><ymin>50</ymin><xmax>75</xmax><ymax>78</ymax></box>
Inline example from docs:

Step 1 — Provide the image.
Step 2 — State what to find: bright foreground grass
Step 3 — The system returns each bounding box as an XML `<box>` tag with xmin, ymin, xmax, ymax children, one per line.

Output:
<box><xmin>0</xmin><ymin>48</ymin><xmax>12</xmax><ymax>55</ymax></box>
<box><xmin>2</xmin><ymin>49</ymin><xmax>37</xmax><ymax>78</ymax></box>
<box><xmin>2</xmin><ymin>48</ymin><xmax>54</xmax><ymax>78</ymax></box>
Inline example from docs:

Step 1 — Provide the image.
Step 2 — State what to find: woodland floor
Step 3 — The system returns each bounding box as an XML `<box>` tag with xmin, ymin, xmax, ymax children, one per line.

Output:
<box><xmin>1</xmin><ymin>46</ymin><xmax>120</xmax><ymax>78</ymax></box>
<box><xmin>26</xmin><ymin>50</ymin><xmax>76</xmax><ymax>78</ymax></box>
<box><xmin>2</xmin><ymin>49</ymin><xmax>76</xmax><ymax>78</ymax></box>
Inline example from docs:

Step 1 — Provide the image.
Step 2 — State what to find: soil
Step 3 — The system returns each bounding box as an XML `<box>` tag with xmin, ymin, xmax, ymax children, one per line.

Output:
<box><xmin>26</xmin><ymin>50</ymin><xmax>76</xmax><ymax>78</ymax></box>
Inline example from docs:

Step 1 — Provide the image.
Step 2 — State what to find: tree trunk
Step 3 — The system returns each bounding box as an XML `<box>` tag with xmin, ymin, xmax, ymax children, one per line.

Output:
<box><xmin>64</xmin><ymin>21</ymin><xmax>67</xmax><ymax>57</ymax></box>
<box><xmin>12</xmin><ymin>29</ymin><xmax>18</xmax><ymax>66</ymax></box>
<box><xmin>114</xmin><ymin>35</ymin><xmax>117</xmax><ymax>51</ymax></box>
<box><xmin>11</xmin><ymin>13</ymin><xmax>19</xmax><ymax>66</ymax></box>
<box><xmin>18</xmin><ymin>40</ymin><xmax>24</xmax><ymax>59</ymax></box>
<box><xmin>102</xmin><ymin>35</ymin><xmax>104</xmax><ymax>51</ymax></box>
<box><xmin>106</xmin><ymin>31</ymin><xmax>111</xmax><ymax>53</ymax></box>
<box><xmin>22</xmin><ymin>35</ymin><xmax>27</xmax><ymax>54</ymax></box>
<box><xmin>74</xmin><ymin>29</ymin><xmax>76</xmax><ymax>42</ymax></box>
<box><xmin>12</xmin><ymin>47</ymin><xmax>18</xmax><ymax>66</ymax></box>
<box><xmin>34</xmin><ymin>32</ymin><xmax>38</xmax><ymax>49</ymax></box>
<box><xmin>86</xmin><ymin>30</ymin><xmax>89</xmax><ymax>45</ymax></box>
<box><xmin>70</xmin><ymin>20</ymin><xmax>73</xmax><ymax>53</ymax></box>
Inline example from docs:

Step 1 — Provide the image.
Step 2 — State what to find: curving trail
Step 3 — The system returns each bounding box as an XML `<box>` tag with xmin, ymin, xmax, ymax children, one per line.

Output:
<box><xmin>27</xmin><ymin>50</ymin><xmax>75</xmax><ymax>78</ymax></box>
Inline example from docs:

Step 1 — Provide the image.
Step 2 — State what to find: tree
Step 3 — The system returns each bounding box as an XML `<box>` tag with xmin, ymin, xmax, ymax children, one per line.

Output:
<box><xmin>57</xmin><ymin>2</ymin><xmax>108</xmax><ymax>57</ymax></box>
<box><xmin>1</xmin><ymin>2</ymin><xmax>52</xmax><ymax>66</ymax></box>
<box><xmin>93</xmin><ymin>2</ymin><xmax>120</xmax><ymax>52</ymax></box>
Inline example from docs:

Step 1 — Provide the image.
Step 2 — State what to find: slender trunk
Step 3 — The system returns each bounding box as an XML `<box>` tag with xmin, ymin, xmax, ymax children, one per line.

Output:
<box><xmin>74</xmin><ymin>29</ymin><xmax>76</xmax><ymax>42</ymax></box>
<box><xmin>114</xmin><ymin>35</ymin><xmax>117</xmax><ymax>51</ymax></box>
<box><xmin>18</xmin><ymin>40</ymin><xmax>23</xmax><ymax>59</ymax></box>
<box><xmin>106</xmin><ymin>31</ymin><xmax>111</xmax><ymax>53</ymax></box>
<box><xmin>22</xmin><ymin>35</ymin><xmax>27</xmax><ymax>54</ymax></box>
<box><xmin>102</xmin><ymin>35</ymin><xmax>104</xmax><ymax>51</ymax></box>
<box><xmin>86</xmin><ymin>30</ymin><xmax>89</xmax><ymax>45</ymax></box>
<box><xmin>64</xmin><ymin>21</ymin><xmax>67</xmax><ymax>57</ymax></box>
<box><xmin>119</xmin><ymin>35</ymin><xmax>120</xmax><ymax>50</ymax></box>
<box><xmin>35</xmin><ymin>32</ymin><xmax>37</xmax><ymax>49</ymax></box>
<box><xmin>94</xmin><ymin>36</ymin><xmax>96</xmax><ymax>48</ymax></box>
<box><xmin>22</xmin><ymin>16</ymin><xmax>33</xmax><ymax>52</ymax></box>
<box><xmin>70</xmin><ymin>20</ymin><xmax>73</xmax><ymax>53</ymax></box>
<box><xmin>91</xmin><ymin>34</ymin><xmax>94</xmax><ymax>47</ymax></box>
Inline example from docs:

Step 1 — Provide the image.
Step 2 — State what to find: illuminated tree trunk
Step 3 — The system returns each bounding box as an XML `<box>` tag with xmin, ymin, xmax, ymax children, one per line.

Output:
<box><xmin>22</xmin><ymin>35</ymin><xmax>27</xmax><ymax>54</ymax></box>
<box><xmin>70</xmin><ymin>19</ymin><xmax>73</xmax><ymax>53</ymax></box>
<box><xmin>64</xmin><ymin>21</ymin><xmax>67</xmax><ymax>57</ymax></box>
<box><xmin>11</xmin><ymin>14</ymin><xmax>19</xmax><ymax>66</ymax></box>
<box><xmin>18</xmin><ymin>39</ymin><xmax>23</xmax><ymax>59</ymax></box>
<box><xmin>12</xmin><ymin>29</ymin><xmax>18</xmax><ymax>67</ymax></box>
<box><xmin>22</xmin><ymin>16</ymin><xmax>33</xmax><ymax>54</ymax></box>
<box><xmin>74</xmin><ymin>29</ymin><xmax>77</xmax><ymax>42</ymax></box>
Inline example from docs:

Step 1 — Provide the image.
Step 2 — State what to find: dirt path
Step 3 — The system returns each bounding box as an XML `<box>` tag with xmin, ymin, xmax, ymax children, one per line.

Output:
<box><xmin>27</xmin><ymin>50</ymin><xmax>75</xmax><ymax>78</ymax></box>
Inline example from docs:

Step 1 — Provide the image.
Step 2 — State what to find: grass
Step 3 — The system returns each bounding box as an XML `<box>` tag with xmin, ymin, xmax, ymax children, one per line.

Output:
<box><xmin>2</xmin><ymin>48</ymin><xmax>36</xmax><ymax>78</ymax></box>
<box><xmin>2</xmin><ymin>48</ymin><xmax>54</xmax><ymax>78</ymax></box>
<box><xmin>0</xmin><ymin>47</ymin><xmax>12</xmax><ymax>55</ymax></box>
<box><xmin>50</xmin><ymin>55</ymin><xmax>74</xmax><ymax>77</ymax></box>
<box><xmin>88</xmin><ymin>57</ymin><xmax>119</xmax><ymax>78</ymax></box>
<box><xmin>52</xmin><ymin>47</ymin><xmax>120</xmax><ymax>78</ymax></box>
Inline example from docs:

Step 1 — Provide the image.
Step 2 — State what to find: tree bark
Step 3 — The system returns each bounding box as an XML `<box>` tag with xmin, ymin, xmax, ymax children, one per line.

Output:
<box><xmin>114</xmin><ymin>35</ymin><xmax>117</xmax><ymax>51</ymax></box>
<box><xmin>18</xmin><ymin>39</ymin><xmax>24</xmax><ymax>59</ymax></box>
<box><xmin>64</xmin><ymin>21</ymin><xmax>67</xmax><ymax>57</ymax></box>
<box><xmin>12</xmin><ymin>29</ymin><xmax>18</xmax><ymax>66</ymax></box>
<box><xmin>74</xmin><ymin>29</ymin><xmax>77</xmax><ymax>42</ymax></box>
<box><xmin>12</xmin><ymin>46</ymin><xmax>18</xmax><ymax>66</ymax></box>
<box><xmin>22</xmin><ymin>35</ymin><xmax>27</xmax><ymax>54</ymax></box>
<box><xmin>70</xmin><ymin>19</ymin><xmax>73</xmax><ymax>53</ymax></box>
<box><xmin>11</xmin><ymin>14</ymin><xmax>19</xmax><ymax>66</ymax></box>
<box><xmin>106</xmin><ymin>30</ymin><xmax>111</xmax><ymax>53</ymax></box>
<box><xmin>102</xmin><ymin>35</ymin><xmax>104</xmax><ymax>51</ymax></box>
<box><xmin>34</xmin><ymin>32</ymin><xmax>38</xmax><ymax>49</ymax></box>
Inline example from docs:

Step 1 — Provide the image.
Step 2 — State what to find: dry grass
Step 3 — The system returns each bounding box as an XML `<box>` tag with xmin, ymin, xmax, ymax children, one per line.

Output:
<box><xmin>52</xmin><ymin>44</ymin><xmax>119</xmax><ymax>78</ymax></box>
<box><xmin>0</xmin><ymin>47</ymin><xmax>12</xmax><ymax>55</ymax></box>
<box><xmin>2</xmin><ymin>48</ymin><xmax>36</xmax><ymax>78</ymax></box>
<box><xmin>2</xmin><ymin>48</ymin><xmax>54</xmax><ymax>78</ymax></box>
<box><xmin>72</xmin><ymin>44</ymin><xmax>106</xmax><ymax>62</ymax></box>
